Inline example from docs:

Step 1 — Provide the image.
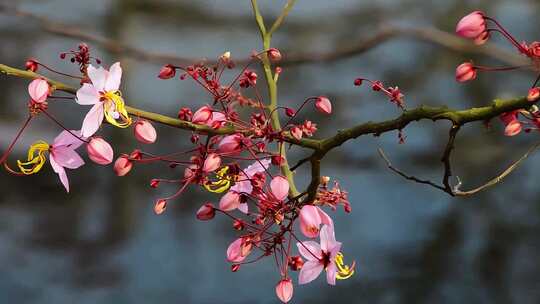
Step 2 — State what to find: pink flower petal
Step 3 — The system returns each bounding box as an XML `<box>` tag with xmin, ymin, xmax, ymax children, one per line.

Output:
<box><xmin>81</xmin><ymin>103</ymin><xmax>104</xmax><ymax>137</ymax></box>
<box><xmin>298</xmin><ymin>261</ymin><xmax>324</xmax><ymax>285</ymax></box>
<box><xmin>325</xmin><ymin>263</ymin><xmax>338</xmax><ymax>285</ymax></box>
<box><xmin>238</xmin><ymin>202</ymin><xmax>249</xmax><ymax>214</ymax></box>
<box><xmin>50</xmin><ymin>156</ymin><xmax>70</xmax><ymax>192</ymax></box>
<box><xmin>76</xmin><ymin>83</ymin><xmax>99</xmax><ymax>105</ymax></box>
<box><xmin>296</xmin><ymin>241</ymin><xmax>322</xmax><ymax>261</ymax></box>
<box><xmin>270</xmin><ymin>175</ymin><xmax>289</xmax><ymax>201</ymax></box>
<box><xmin>87</xmin><ymin>65</ymin><xmax>107</xmax><ymax>91</ymax></box>
<box><xmin>299</xmin><ymin>205</ymin><xmax>322</xmax><ymax>238</ymax></box>
<box><xmin>105</xmin><ymin>62</ymin><xmax>122</xmax><ymax>92</ymax></box>
<box><xmin>219</xmin><ymin>191</ymin><xmax>240</xmax><ymax>211</ymax></box>
<box><xmin>53</xmin><ymin>130</ymin><xmax>85</xmax><ymax>149</ymax></box>
<box><xmin>320</xmin><ymin>224</ymin><xmax>336</xmax><ymax>253</ymax></box>
<box><xmin>51</xmin><ymin>146</ymin><xmax>85</xmax><ymax>169</ymax></box>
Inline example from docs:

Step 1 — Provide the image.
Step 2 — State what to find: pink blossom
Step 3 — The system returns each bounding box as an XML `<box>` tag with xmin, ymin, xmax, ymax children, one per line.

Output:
<box><xmin>28</xmin><ymin>79</ymin><xmax>49</xmax><ymax>103</ymax></box>
<box><xmin>290</xmin><ymin>126</ymin><xmax>303</xmax><ymax>140</ymax></box>
<box><xmin>76</xmin><ymin>62</ymin><xmax>127</xmax><ymax>137</ymax></box>
<box><xmin>275</xmin><ymin>279</ymin><xmax>293</xmax><ymax>303</ymax></box>
<box><xmin>49</xmin><ymin>130</ymin><xmax>85</xmax><ymax>192</ymax></box>
<box><xmin>456</xmin><ymin>62</ymin><xmax>477</xmax><ymax>82</ymax></box>
<box><xmin>134</xmin><ymin>120</ymin><xmax>157</xmax><ymax>144</ymax></box>
<box><xmin>154</xmin><ymin>199</ymin><xmax>167</xmax><ymax>215</ymax></box>
<box><xmin>297</xmin><ymin>225</ymin><xmax>342</xmax><ymax>285</ymax></box>
<box><xmin>86</xmin><ymin>137</ymin><xmax>114</xmax><ymax>165</ymax></box>
<box><xmin>299</xmin><ymin>205</ymin><xmax>334</xmax><ymax>238</ymax></box>
<box><xmin>228</xmin><ymin>159</ymin><xmax>271</xmax><ymax>212</ymax></box>
<box><xmin>456</xmin><ymin>11</ymin><xmax>487</xmax><ymax>42</ymax></box>
<box><xmin>270</xmin><ymin>175</ymin><xmax>289</xmax><ymax>201</ymax></box>
<box><xmin>315</xmin><ymin>96</ymin><xmax>332</xmax><ymax>115</ymax></box>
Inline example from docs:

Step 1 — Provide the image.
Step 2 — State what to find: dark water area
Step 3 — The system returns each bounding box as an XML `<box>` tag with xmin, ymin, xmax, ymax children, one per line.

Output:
<box><xmin>1</xmin><ymin>0</ymin><xmax>540</xmax><ymax>303</ymax></box>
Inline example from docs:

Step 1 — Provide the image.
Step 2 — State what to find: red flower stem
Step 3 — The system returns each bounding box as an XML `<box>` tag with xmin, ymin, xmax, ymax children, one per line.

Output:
<box><xmin>0</xmin><ymin>115</ymin><xmax>32</xmax><ymax>165</ymax></box>
<box><xmin>41</xmin><ymin>109</ymin><xmax>89</xmax><ymax>144</ymax></box>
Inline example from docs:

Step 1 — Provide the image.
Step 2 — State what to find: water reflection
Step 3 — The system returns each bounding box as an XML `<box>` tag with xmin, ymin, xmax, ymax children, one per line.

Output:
<box><xmin>1</xmin><ymin>0</ymin><xmax>540</xmax><ymax>303</ymax></box>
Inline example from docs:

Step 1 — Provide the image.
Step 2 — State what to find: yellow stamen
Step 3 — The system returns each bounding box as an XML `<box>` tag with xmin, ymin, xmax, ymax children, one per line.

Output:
<box><xmin>17</xmin><ymin>140</ymin><xmax>49</xmax><ymax>175</ymax></box>
<box><xmin>204</xmin><ymin>166</ymin><xmax>233</xmax><ymax>193</ymax></box>
<box><xmin>335</xmin><ymin>252</ymin><xmax>355</xmax><ymax>280</ymax></box>
<box><xmin>103</xmin><ymin>91</ymin><xmax>132</xmax><ymax>128</ymax></box>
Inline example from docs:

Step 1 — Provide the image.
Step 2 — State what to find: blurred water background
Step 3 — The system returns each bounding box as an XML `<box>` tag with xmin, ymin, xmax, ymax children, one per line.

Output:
<box><xmin>1</xmin><ymin>0</ymin><xmax>540</xmax><ymax>303</ymax></box>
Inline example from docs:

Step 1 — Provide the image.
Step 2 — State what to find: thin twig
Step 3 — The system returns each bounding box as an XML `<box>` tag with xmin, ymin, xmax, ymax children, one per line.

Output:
<box><xmin>377</xmin><ymin>148</ymin><xmax>447</xmax><ymax>192</ymax></box>
<box><xmin>454</xmin><ymin>141</ymin><xmax>540</xmax><ymax>196</ymax></box>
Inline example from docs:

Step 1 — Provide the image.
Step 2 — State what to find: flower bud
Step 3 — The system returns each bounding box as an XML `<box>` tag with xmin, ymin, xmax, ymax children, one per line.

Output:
<box><xmin>25</xmin><ymin>58</ymin><xmax>38</xmax><ymax>72</ymax></box>
<box><xmin>315</xmin><ymin>96</ymin><xmax>332</xmax><ymax>115</ymax></box>
<box><xmin>28</xmin><ymin>78</ymin><xmax>49</xmax><ymax>104</ymax></box>
<box><xmin>196</xmin><ymin>203</ymin><xmax>216</xmax><ymax>221</ymax></box>
<box><xmin>271</xmin><ymin>155</ymin><xmax>285</xmax><ymax>166</ymax></box>
<box><xmin>158</xmin><ymin>64</ymin><xmax>176</xmax><ymax>79</ymax></box>
<box><xmin>285</xmin><ymin>107</ymin><xmax>295</xmax><ymax>117</ymax></box>
<box><xmin>275</xmin><ymin>279</ymin><xmax>293</xmax><ymax>303</ymax></box>
<box><xmin>129</xmin><ymin>149</ymin><xmax>143</xmax><ymax>160</ymax></box>
<box><xmin>154</xmin><ymin>199</ymin><xmax>167</xmax><ymax>215</ymax></box>
<box><xmin>218</xmin><ymin>134</ymin><xmax>242</xmax><ymax>153</ymax></box>
<box><xmin>227</xmin><ymin>237</ymin><xmax>250</xmax><ymax>263</ymax></box>
<box><xmin>219</xmin><ymin>191</ymin><xmax>240</xmax><ymax>211</ymax></box>
<box><xmin>455</xmin><ymin>62</ymin><xmax>477</xmax><ymax>83</ymax></box>
<box><xmin>528</xmin><ymin>87</ymin><xmax>540</xmax><ymax>102</ymax></box>
<box><xmin>290</xmin><ymin>126</ymin><xmax>302</xmax><ymax>140</ymax></box>
<box><xmin>192</xmin><ymin>105</ymin><xmax>213</xmax><ymax>124</ymax></box>
<box><xmin>354</xmin><ymin>78</ymin><xmax>363</xmax><ymax>86</ymax></box>
<box><xmin>150</xmin><ymin>179</ymin><xmax>160</xmax><ymax>188</ymax></box>
<box><xmin>505</xmin><ymin>120</ymin><xmax>522</xmax><ymax>136</ymax></box>
<box><xmin>267</xmin><ymin>48</ymin><xmax>282</xmax><ymax>62</ymax></box>
<box><xmin>456</xmin><ymin>11</ymin><xmax>487</xmax><ymax>41</ymax></box>
<box><xmin>231</xmin><ymin>264</ymin><xmax>241</xmax><ymax>272</ymax></box>
<box><xmin>113</xmin><ymin>155</ymin><xmax>132</xmax><ymax>176</ymax></box>
<box><xmin>288</xmin><ymin>256</ymin><xmax>304</xmax><ymax>271</ymax></box>
<box><xmin>233</xmin><ymin>219</ymin><xmax>244</xmax><ymax>230</ymax></box>
<box><xmin>87</xmin><ymin>137</ymin><xmax>114</xmax><ymax>165</ymax></box>
<box><xmin>134</xmin><ymin>120</ymin><xmax>157</xmax><ymax>144</ymax></box>
<box><xmin>202</xmin><ymin>153</ymin><xmax>221</xmax><ymax>173</ymax></box>
<box><xmin>270</xmin><ymin>176</ymin><xmax>289</xmax><ymax>201</ymax></box>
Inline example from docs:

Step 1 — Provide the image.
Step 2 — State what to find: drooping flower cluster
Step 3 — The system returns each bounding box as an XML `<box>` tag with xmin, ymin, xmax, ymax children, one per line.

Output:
<box><xmin>0</xmin><ymin>45</ymin><xmax>355</xmax><ymax>303</ymax></box>
<box><xmin>455</xmin><ymin>11</ymin><xmax>540</xmax><ymax>135</ymax></box>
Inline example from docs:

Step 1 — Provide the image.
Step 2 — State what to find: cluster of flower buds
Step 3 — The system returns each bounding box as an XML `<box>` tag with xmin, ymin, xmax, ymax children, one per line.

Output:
<box><xmin>454</xmin><ymin>11</ymin><xmax>540</xmax><ymax>136</ymax></box>
<box><xmin>0</xmin><ymin>45</ymin><xmax>357</xmax><ymax>303</ymax></box>
<box><xmin>354</xmin><ymin>77</ymin><xmax>405</xmax><ymax>110</ymax></box>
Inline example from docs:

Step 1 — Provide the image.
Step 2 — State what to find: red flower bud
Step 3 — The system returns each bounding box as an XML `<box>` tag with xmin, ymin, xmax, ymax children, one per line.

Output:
<box><xmin>285</xmin><ymin>107</ymin><xmax>295</xmax><ymax>117</ymax></box>
<box><xmin>267</xmin><ymin>48</ymin><xmax>282</xmax><ymax>62</ymax></box>
<box><xmin>231</xmin><ymin>264</ymin><xmax>241</xmax><ymax>272</ymax></box>
<box><xmin>158</xmin><ymin>64</ymin><xmax>176</xmax><ymax>79</ymax></box>
<box><xmin>113</xmin><ymin>155</ymin><xmax>133</xmax><ymax>176</ymax></box>
<box><xmin>192</xmin><ymin>105</ymin><xmax>213</xmax><ymax>124</ymax></box>
<box><xmin>354</xmin><ymin>78</ymin><xmax>363</xmax><ymax>86</ymax></box>
<box><xmin>233</xmin><ymin>219</ymin><xmax>244</xmax><ymax>230</ymax></box>
<box><xmin>196</xmin><ymin>203</ymin><xmax>216</xmax><ymax>221</ymax></box>
<box><xmin>154</xmin><ymin>199</ymin><xmax>167</xmax><ymax>215</ymax></box>
<box><xmin>25</xmin><ymin>58</ymin><xmax>38</xmax><ymax>72</ymax></box>
<box><xmin>150</xmin><ymin>179</ymin><xmax>160</xmax><ymax>188</ymax></box>
<box><xmin>528</xmin><ymin>87</ymin><xmax>540</xmax><ymax>102</ymax></box>
<box><xmin>455</xmin><ymin>62</ymin><xmax>477</xmax><ymax>83</ymax></box>
<box><xmin>456</xmin><ymin>11</ymin><xmax>487</xmax><ymax>44</ymax></box>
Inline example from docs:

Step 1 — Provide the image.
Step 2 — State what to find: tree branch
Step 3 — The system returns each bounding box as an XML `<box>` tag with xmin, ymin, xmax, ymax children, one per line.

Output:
<box><xmin>1</xmin><ymin>6</ymin><xmax>529</xmax><ymax>68</ymax></box>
